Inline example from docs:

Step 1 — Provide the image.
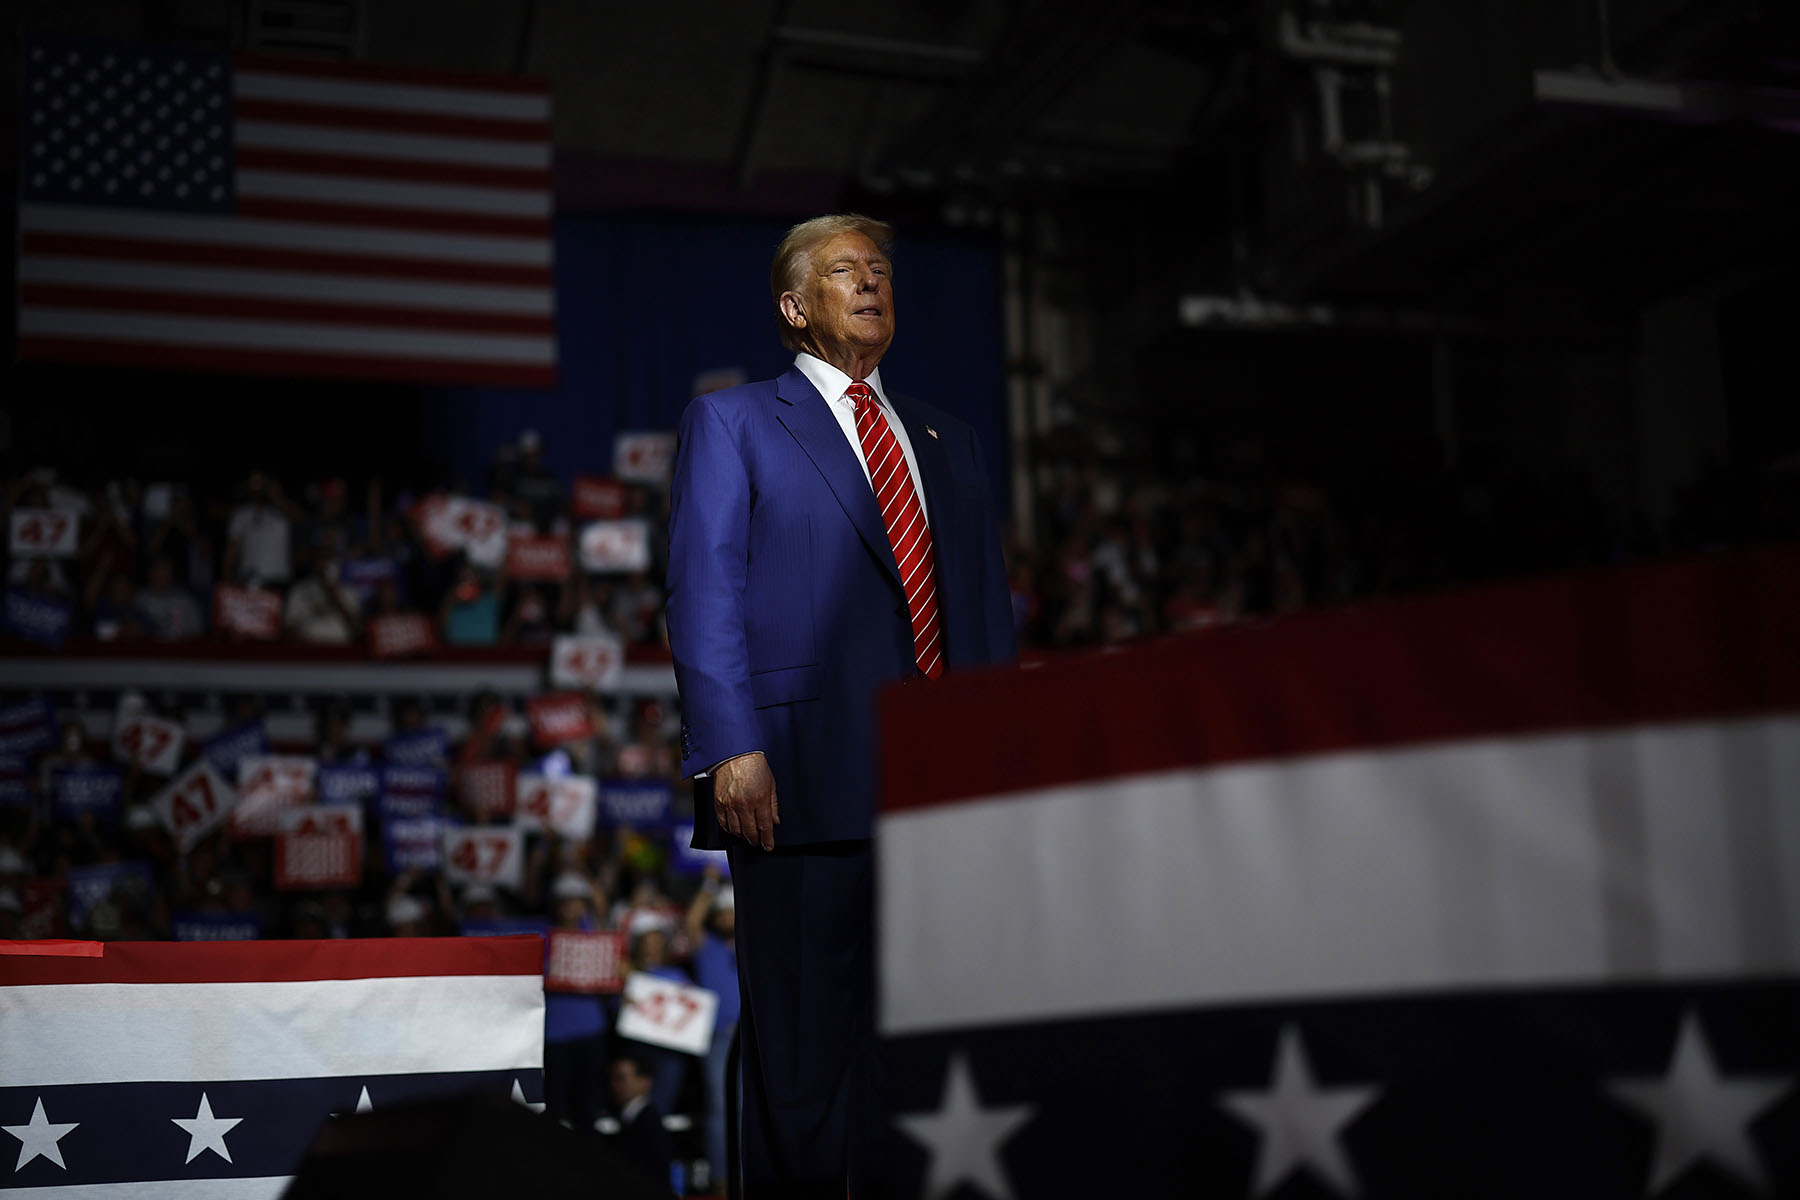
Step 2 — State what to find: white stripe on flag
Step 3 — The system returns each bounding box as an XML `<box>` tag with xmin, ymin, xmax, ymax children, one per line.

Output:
<box><xmin>22</xmin><ymin>205</ymin><xmax>550</xmax><ymax>266</ymax></box>
<box><xmin>236</xmin><ymin>169</ymin><xmax>550</xmax><ymax>217</ymax></box>
<box><xmin>236</xmin><ymin>120</ymin><xmax>550</xmax><ymax>169</ymax></box>
<box><xmin>22</xmin><ymin>308</ymin><xmax>555</xmax><ymax>364</ymax></box>
<box><xmin>235</xmin><ymin>69</ymin><xmax>549</xmax><ymax>122</ymax></box>
<box><xmin>0</xmin><ymin>974</ymin><xmax>543</xmax><ymax>1087</ymax></box>
<box><xmin>878</xmin><ymin>713</ymin><xmax>1800</xmax><ymax>1035</ymax></box>
<box><xmin>14</xmin><ymin>1177</ymin><xmax>291</xmax><ymax>1199</ymax></box>
<box><xmin>22</xmin><ymin>257</ymin><xmax>553</xmax><ymax>314</ymax></box>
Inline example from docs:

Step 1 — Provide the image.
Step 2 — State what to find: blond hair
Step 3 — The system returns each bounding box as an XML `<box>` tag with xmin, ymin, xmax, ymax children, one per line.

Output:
<box><xmin>770</xmin><ymin>214</ymin><xmax>895</xmax><ymax>352</ymax></box>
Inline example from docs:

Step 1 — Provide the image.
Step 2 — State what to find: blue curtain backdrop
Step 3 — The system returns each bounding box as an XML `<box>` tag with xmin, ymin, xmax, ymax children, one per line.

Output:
<box><xmin>424</xmin><ymin>213</ymin><xmax>1010</xmax><ymax>514</ymax></box>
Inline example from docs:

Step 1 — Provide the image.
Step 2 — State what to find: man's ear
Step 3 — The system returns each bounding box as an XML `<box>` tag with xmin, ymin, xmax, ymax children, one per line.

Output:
<box><xmin>779</xmin><ymin>291</ymin><xmax>806</xmax><ymax>331</ymax></box>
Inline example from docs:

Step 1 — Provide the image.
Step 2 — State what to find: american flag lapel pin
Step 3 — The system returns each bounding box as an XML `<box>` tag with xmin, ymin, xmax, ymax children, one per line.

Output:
<box><xmin>926</xmin><ymin>425</ymin><xmax>939</xmax><ymax>439</ymax></box>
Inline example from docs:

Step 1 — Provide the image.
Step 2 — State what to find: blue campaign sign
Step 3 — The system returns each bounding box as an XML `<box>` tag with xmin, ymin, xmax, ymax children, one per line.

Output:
<box><xmin>338</xmin><ymin>556</ymin><xmax>399</xmax><ymax>600</ymax></box>
<box><xmin>383</xmin><ymin>727</ymin><xmax>449</xmax><ymax>767</ymax></box>
<box><xmin>669</xmin><ymin>822</ymin><xmax>730</xmax><ymax>877</ymax></box>
<box><xmin>201</xmin><ymin>720</ymin><xmax>268</xmax><ymax>779</ymax></box>
<box><xmin>171</xmin><ymin>911</ymin><xmax>262</xmax><ymax>941</ymax></box>
<box><xmin>0</xmin><ymin>697</ymin><xmax>59</xmax><ymax>759</ymax></box>
<box><xmin>378</xmin><ymin>778</ymin><xmax>445</xmax><ymax>872</ymax></box>
<box><xmin>383</xmin><ymin>814</ymin><xmax>443</xmax><ymax>873</ymax></box>
<box><xmin>65</xmin><ymin>860</ymin><xmax>156</xmax><ymax>927</ymax></box>
<box><xmin>381</xmin><ymin>764</ymin><xmax>447</xmax><ymax>803</ymax></box>
<box><xmin>599</xmin><ymin>778</ymin><xmax>674</xmax><ymax>829</ymax></box>
<box><xmin>461</xmin><ymin>916</ymin><xmax>549</xmax><ymax>938</ymax></box>
<box><xmin>2</xmin><ymin>587</ymin><xmax>74</xmax><ymax>648</ymax></box>
<box><xmin>0</xmin><ymin>754</ymin><xmax>30</xmax><ymax>808</ymax></box>
<box><xmin>317</xmin><ymin>763</ymin><xmax>381</xmax><ymax>806</ymax></box>
<box><xmin>51</xmin><ymin>764</ymin><xmax>125</xmax><ymax>820</ymax></box>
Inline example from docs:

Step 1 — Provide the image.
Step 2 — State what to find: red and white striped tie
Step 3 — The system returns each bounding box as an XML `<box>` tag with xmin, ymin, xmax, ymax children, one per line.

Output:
<box><xmin>848</xmin><ymin>381</ymin><xmax>943</xmax><ymax>679</ymax></box>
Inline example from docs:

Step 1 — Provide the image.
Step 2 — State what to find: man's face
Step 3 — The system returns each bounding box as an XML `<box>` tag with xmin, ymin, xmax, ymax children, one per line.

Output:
<box><xmin>787</xmin><ymin>231</ymin><xmax>894</xmax><ymax>369</ymax></box>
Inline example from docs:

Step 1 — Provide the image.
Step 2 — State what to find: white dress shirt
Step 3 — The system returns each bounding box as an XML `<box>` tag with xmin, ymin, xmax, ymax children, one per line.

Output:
<box><xmin>793</xmin><ymin>353</ymin><xmax>930</xmax><ymax>526</ymax></box>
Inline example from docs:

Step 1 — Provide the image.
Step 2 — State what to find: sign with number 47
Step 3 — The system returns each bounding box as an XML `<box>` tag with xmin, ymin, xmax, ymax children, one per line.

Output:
<box><xmin>616</xmin><ymin>971</ymin><xmax>719</xmax><ymax>1056</ymax></box>
<box><xmin>10</xmin><ymin>509</ymin><xmax>79</xmax><ymax>558</ymax></box>
<box><xmin>113</xmin><ymin>713</ymin><xmax>186</xmax><ymax>777</ymax></box>
<box><xmin>441</xmin><ymin>826</ymin><xmax>524</xmax><ymax>890</ymax></box>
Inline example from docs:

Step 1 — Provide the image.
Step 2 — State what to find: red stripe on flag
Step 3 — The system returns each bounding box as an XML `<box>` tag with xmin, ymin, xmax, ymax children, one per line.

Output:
<box><xmin>0</xmin><ymin>939</ymin><xmax>103</xmax><ymax>957</ymax></box>
<box><xmin>235</xmin><ymin>145</ymin><xmax>550</xmax><ymax>191</ymax></box>
<box><xmin>0</xmin><ymin>935</ymin><xmax>544</xmax><ymax>985</ymax></box>
<box><xmin>17</xmin><ymin>337</ymin><xmax>556</xmax><ymax>387</ymax></box>
<box><xmin>234</xmin><ymin>96</ymin><xmax>549</xmax><ymax>142</ymax></box>
<box><xmin>878</xmin><ymin>547</ymin><xmax>1800</xmax><ymax>813</ymax></box>
<box><xmin>234</xmin><ymin>52</ymin><xmax>551</xmax><ymax>95</ymax></box>
<box><xmin>235</xmin><ymin>196</ymin><xmax>550</xmax><ymax>240</ymax></box>
<box><xmin>23</xmin><ymin>232</ymin><xmax>551</xmax><ymax>287</ymax></box>
<box><xmin>22</xmin><ymin>284</ymin><xmax>554</xmax><ymax>335</ymax></box>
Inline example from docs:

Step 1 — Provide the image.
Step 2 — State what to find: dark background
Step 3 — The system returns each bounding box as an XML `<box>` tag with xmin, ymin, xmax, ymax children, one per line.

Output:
<box><xmin>4</xmin><ymin>0</ymin><xmax>1797</xmax><ymax>570</ymax></box>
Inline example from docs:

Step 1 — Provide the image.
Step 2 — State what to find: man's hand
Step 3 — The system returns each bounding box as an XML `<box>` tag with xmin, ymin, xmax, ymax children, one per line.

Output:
<box><xmin>714</xmin><ymin>751</ymin><xmax>779</xmax><ymax>851</ymax></box>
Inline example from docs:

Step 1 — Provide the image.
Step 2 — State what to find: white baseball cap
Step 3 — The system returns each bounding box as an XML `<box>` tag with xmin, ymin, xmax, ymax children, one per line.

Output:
<box><xmin>386</xmin><ymin>895</ymin><xmax>428</xmax><ymax>927</ymax></box>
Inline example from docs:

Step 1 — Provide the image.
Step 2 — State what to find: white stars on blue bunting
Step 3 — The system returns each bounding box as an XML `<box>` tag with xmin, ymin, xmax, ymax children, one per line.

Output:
<box><xmin>171</xmin><ymin>1092</ymin><xmax>243</xmax><ymax>1165</ymax></box>
<box><xmin>1607</xmin><ymin>1010</ymin><xmax>1794</xmax><ymax>1196</ymax></box>
<box><xmin>4</xmin><ymin>1097</ymin><xmax>79</xmax><ymax>1172</ymax></box>
<box><xmin>1219</xmin><ymin>1026</ymin><xmax>1381</xmax><ymax>1198</ymax></box>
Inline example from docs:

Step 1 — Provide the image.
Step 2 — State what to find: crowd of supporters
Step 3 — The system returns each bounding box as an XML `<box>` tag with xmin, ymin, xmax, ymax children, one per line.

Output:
<box><xmin>0</xmin><ymin>431</ymin><xmax>669</xmax><ymax>652</ymax></box>
<box><xmin>1012</xmin><ymin>440</ymin><xmax>1797</xmax><ymax>649</ymax></box>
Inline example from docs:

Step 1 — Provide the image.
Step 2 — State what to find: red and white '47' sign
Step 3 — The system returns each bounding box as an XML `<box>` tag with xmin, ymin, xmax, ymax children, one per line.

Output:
<box><xmin>416</xmin><ymin>494</ymin><xmax>508</xmax><ymax>568</ymax></box>
<box><xmin>231</xmin><ymin>754</ymin><xmax>317</xmax><ymax>837</ymax></box>
<box><xmin>368</xmin><ymin>612</ymin><xmax>438</xmax><ymax>659</ymax></box>
<box><xmin>514</xmin><ymin>774</ymin><xmax>597</xmax><ymax>840</ymax></box>
<box><xmin>441</xmin><ymin>826</ymin><xmax>524</xmax><ymax>889</ymax></box>
<box><xmin>214</xmin><ymin>586</ymin><xmax>282</xmax><ymax>640</ymax></box>
<box><xmin>113</xmin><ymin>712</ymin><xmax>186</xmax><ymax>776</ymax></box>
<box><xmin>275</xmin><ymin>804</ymin><xmax>363</xmax><ymax>889</ymax></box>
<box><xmin>577</xmin><ymin>519</ymin><xmax>651</xmax><ymax>573</ymax></box>
<box><xmin>152</xmin><ymin>759</ymin><xmax>240</xmax><ymax>852</ymax></box>
<box><xmin>614</xmin><ymin>431</ymin><xmax>676</xmax><ymax>483</ymax></box>
<box><xmin>544</xmin><ymin>931</ymin><xmax>628</xmax><ymax>994</ymax></box>
<box><xmin>527</xmin><ymin>692</ymin><xmax>594</xmax><ymax>749</ymax></box>
<box><xmin>617</xmin><ymin>971</ymin><xmax>719</xmax><ymax>1056</ymax></box>
<box><xmin>549</xmin><ymin>633</ymin><xmax>623</xmax><ymax>691</ymax></box>
<box><xmin>10</xmin><ymin>508</ymin><xmax>79</xmax><ymax>558</ymax></box>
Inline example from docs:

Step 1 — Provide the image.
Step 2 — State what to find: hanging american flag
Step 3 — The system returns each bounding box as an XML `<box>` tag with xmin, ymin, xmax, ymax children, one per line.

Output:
<box><xmin>0</xmin><ymin>936</ymin><xmax>546</xmax><ymax>1198</ymax></box>
<box><xmin>17</xmin><ymin>35</ymin><xmax>554</xmax><ymax>387</ymax></box>
<box><xmin>875</xmin><ymin>549</ymin><xmax>1800</xmax><ymax>1199</ymax></box>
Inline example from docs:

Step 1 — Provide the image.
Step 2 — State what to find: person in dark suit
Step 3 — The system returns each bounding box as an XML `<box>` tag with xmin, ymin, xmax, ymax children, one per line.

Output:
<box><xmin>608</xmin><ymin>1050</ymin><xmax>674</xmax><ymax>1189</ymax></box>
<box><xmin>666</xmin><ymin>213</ymin><xmax>1016</xmax><ymax>1198</ymax></box>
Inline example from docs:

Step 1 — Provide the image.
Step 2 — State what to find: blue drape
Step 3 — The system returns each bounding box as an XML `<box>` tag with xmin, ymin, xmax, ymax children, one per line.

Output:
<box><xmin>423</xmin><ymin>214</ymin><xmax>1009</xmax><ymax>514</ymax></box>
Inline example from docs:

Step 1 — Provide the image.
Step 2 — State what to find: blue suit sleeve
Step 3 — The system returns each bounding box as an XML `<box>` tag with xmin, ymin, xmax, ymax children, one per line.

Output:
<box><xmin>666</xmin><ymin>397</ymin><xmax>762</xmax><ymax>777</ymax></box>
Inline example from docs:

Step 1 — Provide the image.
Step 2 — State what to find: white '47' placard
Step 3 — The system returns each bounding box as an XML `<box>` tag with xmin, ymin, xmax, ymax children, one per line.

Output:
<box><xmin>616</xmin><ymin>971</ymin><xmax>719</xmax><ymax>1057</ymax></box>
<box><xmin>10</xmin><ymin>508</ymin><xmax>79</xmax><ymax>558</ymax></box>
<box><xmin>441</xmin><ymin>826</ymin><xmax>524</xmax><ymax>889</ymax></box>
<box><xmin>152</xmin><ymin>759</ymin><xmax>239</xmax><ymax>852</ymax></box>
<box><xmin>514</xmin><ymin>774</ymin><xmax>597</xmax><ymax>840</ymax></box>
<box><xmin>112</xmin><ymin>713</ymin><xmax>186</xmax><ymax>776</ymax></box>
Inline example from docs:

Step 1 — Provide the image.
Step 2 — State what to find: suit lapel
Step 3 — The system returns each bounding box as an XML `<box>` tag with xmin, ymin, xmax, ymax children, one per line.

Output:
<box><xmin>887</xmin><ymin>395</ymin><xmax>954</xmax><ymax>543</ymax></box>
<box><xmin>774</xmin><ymin>367</ymin><xmax>903</xmax><ymax>589</ymax></box>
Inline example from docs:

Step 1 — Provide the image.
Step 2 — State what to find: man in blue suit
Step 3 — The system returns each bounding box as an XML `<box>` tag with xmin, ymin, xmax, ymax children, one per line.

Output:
<box><xmin>666</xmin><ymin>213</ymin><xmax>1015</xmax><ymax>1197</ymax></box>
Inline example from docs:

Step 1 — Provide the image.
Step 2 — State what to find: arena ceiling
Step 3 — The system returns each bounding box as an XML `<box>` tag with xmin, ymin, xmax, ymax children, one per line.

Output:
<box><xmin>4</xmin><ymin>0</ymin><xmax>1798</xmax><ymax>320</ymax></box>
